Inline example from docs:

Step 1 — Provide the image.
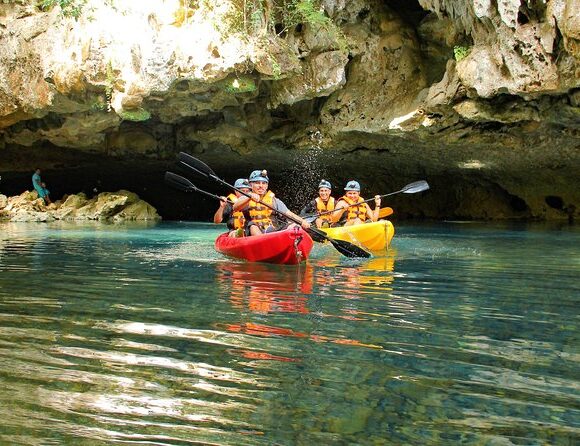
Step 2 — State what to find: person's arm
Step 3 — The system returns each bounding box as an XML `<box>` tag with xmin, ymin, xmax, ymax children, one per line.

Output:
<box><xmin>233</xmin><ymin>193</ymin><xmax>259</xmax><ymax>211</ymax></box>
<box><xmin>331</xmin><ymin>201</ymin><xmax>347</xmax><ymax>223</ymax></box>
<box><xmin>368</xmin><ymin>195</ymin><xmax>381</xmax><ymax>222</ymax></box>
<box><xmin>213</xmin><ymin>197</ymin><xmax>228</xmax><ymax>223</ymax></box>
<box><xmin>276</xmin><ymin>199</ymin><xmax>311</xmax><ymax>229</ymax></box>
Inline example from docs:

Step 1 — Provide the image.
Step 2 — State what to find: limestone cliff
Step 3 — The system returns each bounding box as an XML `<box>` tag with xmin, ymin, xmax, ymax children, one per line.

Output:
<box><xmin>0</xmin><ymin>0</ymin><xmax>578</xmax><ymax>221</ymax></box>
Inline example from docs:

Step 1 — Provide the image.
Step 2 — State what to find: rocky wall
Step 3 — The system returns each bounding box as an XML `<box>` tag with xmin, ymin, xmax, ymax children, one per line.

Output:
<box><xmin>0</xmin><ymin>0</ymin><xmax>578</xmax><ymax>221</ymax></box>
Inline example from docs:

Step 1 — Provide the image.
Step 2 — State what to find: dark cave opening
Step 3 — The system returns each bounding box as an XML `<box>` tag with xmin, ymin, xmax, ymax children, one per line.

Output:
<box><xmin>384</xmin><ymin>0</ymin><xmax>429</xmax><ymax>27</ymax></box>
<box><xmin>545</xmin><ymin>195</ymin><xmax>564</xmax><ymax>210</ymax></box>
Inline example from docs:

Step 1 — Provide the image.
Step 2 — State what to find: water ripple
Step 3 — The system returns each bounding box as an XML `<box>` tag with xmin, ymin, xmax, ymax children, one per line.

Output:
<box><xmin>0</xmin><ymin>221</ymin><xmax>578</xmax><ymax>445</ymax></box>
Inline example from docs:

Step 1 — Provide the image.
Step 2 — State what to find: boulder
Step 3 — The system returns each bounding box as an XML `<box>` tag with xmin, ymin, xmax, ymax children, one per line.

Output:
<box><xmin>0</xmin><ymin>190</ymin><xmax>161</xmax><ymax>222</ymax></box>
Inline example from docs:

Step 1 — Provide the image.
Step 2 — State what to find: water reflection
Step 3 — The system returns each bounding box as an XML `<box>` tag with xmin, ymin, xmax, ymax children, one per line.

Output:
<box><xmin>1</xmin><ymin>222</ymin><xmax>578</xmax><ymax>445</ymax></box>
<box><xmin>215</xmin><ymin>257</ymin><xmax>398</xmax><ymax>357</ymax></box>
<box><xmin>217</xmin><ymin>261</ymin><xmax>313</xmax><ymax>314</ymax></box>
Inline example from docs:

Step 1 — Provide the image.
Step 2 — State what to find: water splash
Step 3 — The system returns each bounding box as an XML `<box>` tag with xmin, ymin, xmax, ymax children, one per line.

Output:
<box><xmin>282</xmin><ymin>129</ymin><xmax>330</xmax><ymax>209</ymax></box>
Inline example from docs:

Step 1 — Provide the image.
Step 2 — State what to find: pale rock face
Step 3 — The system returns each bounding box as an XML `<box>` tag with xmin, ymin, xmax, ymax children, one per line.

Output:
<box><xmin>270</xmin><ymin>51</ymin><xmax>348</xmax><ymax>108</ymax></box>
<box><xmin>0</xmin><ymin>190</ymin><xmax>161</xmax><ymax>222</ymax></box>
<box><xmin>420</xmin><ymin>0</ymin><xmax>579</xmax><ymax>97</ymax></box>
<box><xmin>0</xmin><ymin>0</ymin><xmax>578</xmax><ymax>220</ymax></box>
<box><xmin>0</xmin><ymin>0</ymin><xmax>248</xmax><ymax>144</ymax></box>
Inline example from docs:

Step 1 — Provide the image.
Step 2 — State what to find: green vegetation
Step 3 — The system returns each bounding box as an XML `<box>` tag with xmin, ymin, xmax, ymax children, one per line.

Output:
<box><xmin>40</xmin><ymin>0</ymin><xmax>87</xmax><ymax>19</ymax></box>
<box><xmin>117</xmin><ymin>108</ymin><xmax>151</xmax><ymax>122</ymax></box>
<box><xmin>224</xmin><ymin>75</ymin><xmax>257</xmax><ymax>94</ymax></box>
<box><xmin>220</xmin><ymin>1</ymin><xmax>346</xmax><ymax>80</ymax></box>
<box><xmin>270</xmin><ymin>58</ymin><xmax>282</xmax><ymax>79</ymax></box>
<box><xmin>104</xmin><ymin>60</ymin><xmax>116</xmax><ymax>112</ymax></box>
<box><xmin>39</xmin><ymin>0</ymin><xmax>115</xmax><ymax>19</ymax></box>
<box><xmin>453</xmin><ymin>45</ymin><xmax>470</xmax><ymax>62</ymax></box>
<box><xmin>89</xmin><ymin>95</ymin><xmax>107</xmax><ymax>112</ymax></box>
<box><xmin>224</xmin><ymin>0</ymin><xmax>346</xmax><ymax>49</ymax></box>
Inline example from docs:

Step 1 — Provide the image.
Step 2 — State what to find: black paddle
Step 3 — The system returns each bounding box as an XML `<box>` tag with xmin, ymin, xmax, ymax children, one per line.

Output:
<box><xmin>176</xmin><ymin>152</ymin><xmax>371</xmax><ymax>258</ymax></box>
<box><xmin>165</xmin><ymin>171</ymin><xmax>227</xmax><ymax>201</ymax></box>
<box><xmin>303</xmin><ymin>180</ymin><xmax>430</xmax><ymax>220</ymax></box>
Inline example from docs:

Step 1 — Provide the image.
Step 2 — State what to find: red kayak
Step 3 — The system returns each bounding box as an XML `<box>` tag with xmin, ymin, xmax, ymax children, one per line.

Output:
<box><xmin>215</xmin><ymin>227</ymin><xmax>313</xmax><ymax>264</ymax></box>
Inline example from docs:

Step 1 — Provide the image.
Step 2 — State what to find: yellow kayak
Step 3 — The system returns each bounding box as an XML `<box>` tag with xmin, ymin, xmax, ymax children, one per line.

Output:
<box><xmin>321</xmin><ymin>220</ymin><xmax>395</xmax><ymax>251</ymax></box>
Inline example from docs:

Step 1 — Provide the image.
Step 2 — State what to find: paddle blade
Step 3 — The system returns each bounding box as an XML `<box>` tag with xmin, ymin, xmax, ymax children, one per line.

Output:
<box><xmin>329</xmin><ymin>238</ymin><xmax>372</xmax><ymax>258</ymax></box>
<box><xmin>307</xmin><ymin>228</ymin><xmax>327</xmax><ymax>243</ymax></box>
<box><xmin>165</xmin><ymin>171</ymin><xmax>194</xmax><ymax>192</ymax></box>
<box><xmin>378</xmin><ymin>207</ymin><xmax>394</xmax><ymax>219</ymax></box>
<box><xmin>308</xmin><ymin>227</ymin><xmax>371</xmax><ymax>257</ymax></box>
<box><xmin>178</xmin><ymin>152</ymin><xmax>216</xmax><ymax>178</ymax></box>
<box><xmin>402</xmin><ymin>180</ymin><xmax>429</xmax><ymax>194</ymax></box>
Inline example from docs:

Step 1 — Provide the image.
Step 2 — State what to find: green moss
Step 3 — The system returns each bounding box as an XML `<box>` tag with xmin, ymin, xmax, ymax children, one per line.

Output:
<box><xmin>87</xmin><ymin>94</ymin><xmax>108</xmax><ymax>111</ymax></box>
<box><xmin>454</xmin><ymin>45</ymin><xmax>470</xmax><ymax>62</ymax></box>
<box><xmin>117</xmin><ymin>108</ymin><xmax>151</xmax><ymax>122</ymax></box>
<box><xmin>224</xmin><ymin>76</ymin><xmax>257</xmax><ymax>94</ymax></box>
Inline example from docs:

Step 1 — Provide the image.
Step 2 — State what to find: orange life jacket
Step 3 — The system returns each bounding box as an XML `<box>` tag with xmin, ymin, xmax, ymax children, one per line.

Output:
<box><xmin>247</xmin><ymin>190</ymin><xmax>275</xmax><ymax>229</ymax></box>
<box><xmin>339</xmin><ymin>195</ymin><xmax>367</xmax><ymax>223</ymax></box>
<box><xmin>315</xmin><ymin>196</ymin><xmax>335</xmax><ymax>224</ymax></box>
<box><xmin>227</xmin><ymin>193</ymin><xmax>245</xmax><ymax>230</ymax></box>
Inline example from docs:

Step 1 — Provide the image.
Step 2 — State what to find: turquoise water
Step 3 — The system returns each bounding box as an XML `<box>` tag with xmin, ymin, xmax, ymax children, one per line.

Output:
<box><xmin>0</xmin><ymin>221</ymin><xmax>578</xmax><ymax>445</ymax></box>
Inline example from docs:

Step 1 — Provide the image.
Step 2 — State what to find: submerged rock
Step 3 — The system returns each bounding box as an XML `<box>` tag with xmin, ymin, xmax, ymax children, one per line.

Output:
<box><xmin>0</xmin><ymin>190</ymin><xmax>161</xmax><ymax>222</ymax></box>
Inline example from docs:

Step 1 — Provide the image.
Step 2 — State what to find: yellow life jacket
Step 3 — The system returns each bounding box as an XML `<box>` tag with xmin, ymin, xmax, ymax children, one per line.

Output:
<box><xmin>227</xmin><ymin>193</ymin><xmax>245</xmax><ymax>230</ymax></box>
<box><xmin>339</xmin><ymin>195</ymin><xmax>367</xmax><ymax>223</ymax></box>
<box><xmin>247</xmin><ymin>190</ymin><xmax>275</xmax><ymax>229</ymax></box>
<box><xmin>315</xmin><ymin>196</ymin><xmax>335</xmax><ymax>223</ymax></box>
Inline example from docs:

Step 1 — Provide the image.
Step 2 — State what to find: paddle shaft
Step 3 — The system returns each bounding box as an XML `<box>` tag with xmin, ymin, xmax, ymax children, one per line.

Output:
<box><xmin>201</xmin><ymin>171</ymin><xmax>314</xmax><ymax>232</ymax></box>
<box><xmin>311</xmin><ymin>188</ymin><xmax>418</xmax><ymax>219</ymax></box>
<box><xmin>165</xmin><ymin>172</ymin><xmax>226</xmax><ymax>202</ymax></box>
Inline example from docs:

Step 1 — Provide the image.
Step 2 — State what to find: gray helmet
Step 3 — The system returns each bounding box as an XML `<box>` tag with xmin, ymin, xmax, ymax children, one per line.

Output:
<box><xmin>318</xmin><ymin>179</ymin><xmax>332</xmax><ymax>189</ymax></box>
<box><xmin>344</xmin><ymin>180</ymin><xmax>361</xmax><ymax>191</ymax></box>
<box><xmin>234</xmin><ymin>178</ymin><xmax>250</xmax><ymax>189</ymax></box>
<box><xmin>249</xmin><ymin>169</ymin><xmax>269</xmax><ymax>183</ymax></box>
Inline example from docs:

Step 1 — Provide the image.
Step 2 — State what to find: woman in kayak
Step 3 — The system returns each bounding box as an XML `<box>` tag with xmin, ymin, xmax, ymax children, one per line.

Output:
<box><xmin>214</xmin><ymin>178</ymin><xmax>251</xmax><ymax>236</ymax></box>
<box><xmin>332</xmin><ymin>180</ymin><xmax>381</xmax><ymax>226</ymax></box>
<box><xmin>233</xmin><ymin>169</ymin><xmax>310</xmax><ymax>236</ymax></box>
<box><xmin>299</xmin><ymin>179</ymin><xmax>336</xmax><ymax>229</ymax></box>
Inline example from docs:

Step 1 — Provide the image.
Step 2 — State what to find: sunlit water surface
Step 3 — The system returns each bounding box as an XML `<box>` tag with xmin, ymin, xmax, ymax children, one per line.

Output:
<box><xmin>0</xmin><ymin>221</ymin><xmax>578</xmax><ymax>445</ymax></box>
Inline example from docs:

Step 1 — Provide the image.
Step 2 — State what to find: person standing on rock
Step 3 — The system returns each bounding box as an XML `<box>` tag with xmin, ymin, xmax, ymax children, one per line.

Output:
<box><xmin>299</xmin><ymin>179</ymin><xmax>336</xmax><ymax>229</ymax></box>
<box><xmin>332</xmin><ymin>180</ymin><xmax>380</xmax><ymax>226</ymax></box>
<box><xmin>32</xmin><ymin>168</ymin><xmax>52</xmax><ymax>205</ymax></box>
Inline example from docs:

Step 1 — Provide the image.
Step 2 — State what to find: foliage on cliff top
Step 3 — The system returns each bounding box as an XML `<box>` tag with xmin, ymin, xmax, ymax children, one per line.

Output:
<box><xmin>225</xmin><ymin>0</ymin><xmax>345</xmax><ymax>47</ymax></box>
<box><xmin>40</xmin><ymin>0</ymin><xmax>87</xmax><ymax>19</ymax></box>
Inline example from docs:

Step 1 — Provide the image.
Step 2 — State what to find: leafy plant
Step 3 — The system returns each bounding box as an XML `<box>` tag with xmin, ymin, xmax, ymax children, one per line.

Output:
<box><xmin>40</xmin><ymin>0</ymin><xmax>87</xmax><ymax>19</ymax></box>
<box><xmin>40</xmin><ymin>0</ymin><xmax>115</xmax><ymax>20</ymax></box>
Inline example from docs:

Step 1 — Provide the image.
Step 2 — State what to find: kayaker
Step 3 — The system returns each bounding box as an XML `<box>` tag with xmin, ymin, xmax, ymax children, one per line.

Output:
<box><xmin>233</xmin><ymin>169</ymin><xmax>311</xmax><ymax>236</ymax></box>
<box><xmin>332</xmin><ymin>180</ymin><xmax>381</xmax><ymax>226</ymax></box>
<box><xmin>214</xmin><ymin>178</ymin><xmax>251</xmax><ymax>237</ymax></box>
<box><xmin>299</xmin><ymin>179</ymin><xmax>335</xmax><ymax>229</ymax></box>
